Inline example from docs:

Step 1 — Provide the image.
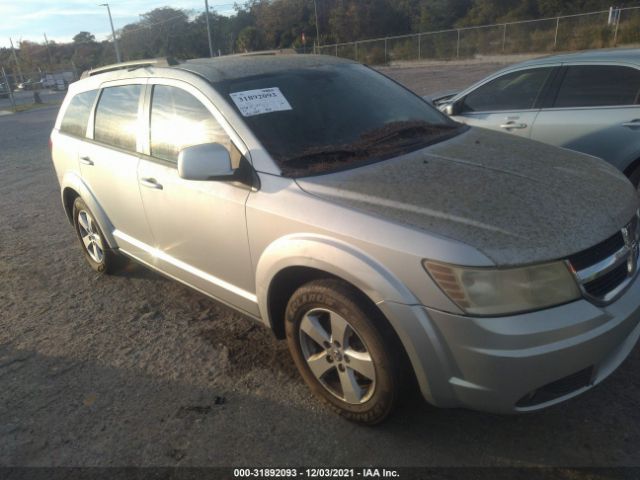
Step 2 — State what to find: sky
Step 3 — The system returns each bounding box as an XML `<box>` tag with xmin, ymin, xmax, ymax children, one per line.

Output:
<box><xmin>0</xmin><ymin>0</ymin><xmax>238</xmax><ymax>48</ymax></box>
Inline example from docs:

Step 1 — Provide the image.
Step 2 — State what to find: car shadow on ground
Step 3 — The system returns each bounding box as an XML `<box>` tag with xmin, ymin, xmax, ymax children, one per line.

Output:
<box><xmin>97</xmin><ymin>263</ymin><xmax>640</xmax><ymax>467</ymax></box>
<box><xmin>2</xmin><ymin>338</ymin><xmax>638</xmax><ymax>467</ymax></box>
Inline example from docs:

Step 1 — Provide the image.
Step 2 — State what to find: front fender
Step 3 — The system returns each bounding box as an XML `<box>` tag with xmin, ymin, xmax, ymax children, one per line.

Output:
<box><xmin>60</xmin><ymin>171</ymin><xmax>117</xmax><ymax>249</ymax></box>
<box><xmin>255</xmin><ymin>234</ymin><xmax>456</xmax><ymax>405</ymax></box>
<box><xmin>255</xmin><ymin>233</ymin><xmax>419</xmax><ymax>325</ymax></box>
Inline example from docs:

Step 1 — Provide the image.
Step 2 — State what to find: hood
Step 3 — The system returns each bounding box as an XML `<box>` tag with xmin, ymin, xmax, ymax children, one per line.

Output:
<box><xmin>296</xmin><ymin>128</ymin><xmax>639</xmax><ymax>266</ymax></box>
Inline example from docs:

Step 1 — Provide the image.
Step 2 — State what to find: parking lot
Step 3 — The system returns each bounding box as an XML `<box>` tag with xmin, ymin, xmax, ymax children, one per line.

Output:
<box><xmin>1</xmin><ymin>62</ymin><xmax>639</xmax><ymax>468</ymax></box>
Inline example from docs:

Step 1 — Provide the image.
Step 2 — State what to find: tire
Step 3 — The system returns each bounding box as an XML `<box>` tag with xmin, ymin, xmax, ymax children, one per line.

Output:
<box><xmin>629</xmin><ymin>164</ymin><xmax>640</xmax><ymax>195</ymax></box>
<box><xmin>72</xmin><ymin>197</ymin><xmax>119</xmax><ymax>274</ymax></box>
<box><xmin>285</xmin><ymin>279</ymin><xmax>403</xmax><ymax>424</ymax></box>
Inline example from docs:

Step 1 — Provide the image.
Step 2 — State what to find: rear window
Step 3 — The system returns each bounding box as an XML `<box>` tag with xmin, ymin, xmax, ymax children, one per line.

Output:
<box><xmin>94</xmin><ymin>85</ymin><xmax>142</xmax><ymax>151</ymax></box>
<box><xmin>60</xmin><ymin>90</ymin><xmax>98</xmax><ymax>137</ymax></box>
<box><xmin>554</xmin><ymin>66</ymin><xmax>640</xmax><ymax>108</ymax></box>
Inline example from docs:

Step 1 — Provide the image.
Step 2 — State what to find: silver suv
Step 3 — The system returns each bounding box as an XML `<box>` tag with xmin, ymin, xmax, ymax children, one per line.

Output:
<box><xmin>51</xmin><ymin>55</ymin><xmax>640</xmax><ymax>424</ymax></box>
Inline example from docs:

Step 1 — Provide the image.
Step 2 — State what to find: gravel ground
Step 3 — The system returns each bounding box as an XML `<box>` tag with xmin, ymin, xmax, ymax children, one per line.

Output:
<box><xmin>1</xmin><ymin>63</ymin><xmax>639</xmax><ymax>469</ymax></box>
<box><xmin>379</xmin><ymin>62</ymin><xmax>505</xmax><ymax>96</ymax></box>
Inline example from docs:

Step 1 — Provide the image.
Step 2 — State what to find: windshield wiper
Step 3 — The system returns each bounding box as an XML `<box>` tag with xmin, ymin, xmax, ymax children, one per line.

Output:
<box><xmin>284</xmin><ymin>147</ymin><xmax>360</xmax><ymax>163</ymax></box>
<box><xmin>360</xmin><ymin>121</ymin><xmax>458</xmax><ymax>147</ymax></box>
<box><xmin>280</xmin><ymin>146</ymin><xmax>365</xmax><ymax>171</ymax></box>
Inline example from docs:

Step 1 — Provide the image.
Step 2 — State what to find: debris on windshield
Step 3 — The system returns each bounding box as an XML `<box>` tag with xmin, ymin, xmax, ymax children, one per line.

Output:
<box><xmin>280</xmin><ymin>120</ymin><xmax>461</xmax><ymax>177</ymax></box>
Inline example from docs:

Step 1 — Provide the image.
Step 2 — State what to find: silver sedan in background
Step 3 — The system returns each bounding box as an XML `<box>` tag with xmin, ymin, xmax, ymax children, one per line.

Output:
<box><xmin>433</xmin><ymin>48</ymin><xmax>640</xmax><ymax>191</ymax></box>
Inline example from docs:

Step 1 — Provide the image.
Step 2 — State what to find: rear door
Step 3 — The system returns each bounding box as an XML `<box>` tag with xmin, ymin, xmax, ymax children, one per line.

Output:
<box><xmin>137</xmin><ymin>80</ymin><xmax>258</xmax><ymax>316</ymax></box>
<box><xmin>56</xmin><ymin>89</ymin><xmax>99</xmax><ymax>179</ymax></box>
<box><xmin>79</xmin><ymin>80</ymin><xmax>155</xmax><ymax>262</ymax></box>
<box><xmin>451</xmin><ymin>66</ymin><xmax>557</xmax><ymax>139</ymax></box>
<box><xmin>530</xmin><ymin>64</ymin><xmax>640</xmax><ymax>171</ymax></box>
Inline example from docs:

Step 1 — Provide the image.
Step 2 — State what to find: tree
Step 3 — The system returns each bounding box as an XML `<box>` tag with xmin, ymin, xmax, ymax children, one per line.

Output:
<box><xmin>236</xmin><ymin>26</ymin><xmax>264</xmax><ymax>52</ymax></box>
<box><xmin>416</xmin><ymin>0</ymin><xmax>472</xmax><ymax>31</ymax></box>
<box><xmin>4</xmin><ymin>0</ymin><xmax>628</xmax><ymax>70</ymax></box>
<box><xmin>119</xmin><ymin>7</ymin><xmax>191</xmax><ymax>60</ymax></box>
<box><xmin>73</xmin><ymin>32</ymin><xmax>96</xmax><ymax>44</ymax></box>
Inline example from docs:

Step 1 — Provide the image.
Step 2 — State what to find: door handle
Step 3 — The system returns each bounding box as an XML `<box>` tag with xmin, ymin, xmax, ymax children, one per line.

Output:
<box><xmin>79</xmin><ymin>156</ymin><xmax>93</xmax><ymax>166</ymax></box>
<box><xmin>622</xmin><ymin>119</ymin><xmax>640</xmax><ymax>129</ymax></box>
<box><xmin>140</xmin><ymin>178</ymin><xmax>163</xmax><ymax>190</ymax></box>
<box><xmin>500</xmin><ymin>121</ymin><xmax>528</xmax><ymax>130</ymax></box>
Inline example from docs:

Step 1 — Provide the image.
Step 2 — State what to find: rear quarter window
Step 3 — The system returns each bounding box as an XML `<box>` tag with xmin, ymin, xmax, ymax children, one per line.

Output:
<box><xmin>554</xmin><ymin>65</ymin><xmax>640</xmax><ymax>108</ymax></box>
<box><xmin>60</xmin><ymin>90</ymin><xmax>98</xmax><ymax>137</ymax></box>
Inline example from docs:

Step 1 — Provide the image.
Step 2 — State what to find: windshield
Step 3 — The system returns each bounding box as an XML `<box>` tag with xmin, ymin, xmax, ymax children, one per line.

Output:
<box><xmin>213</xmin><ymin>63</ymin><xmax>464</xmax><ymax>177</ymax></box>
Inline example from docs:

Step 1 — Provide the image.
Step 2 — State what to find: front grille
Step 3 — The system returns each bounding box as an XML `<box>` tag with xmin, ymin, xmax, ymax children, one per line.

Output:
<box><xmin>629</xmin><ymin>215</ymin><xmax>639</xmax><ymax>242</ymax></box>
<box><xmin>568</xmin><ymin>232</ymin><xmax>624</xmax><ymax>271</ymax></box>
<box><xmin>568</xmin><ymin>213</ymin><xmax>639</xmax><ymax>305</ymax></box>
<box><xmin>583</xmin><ymin>262</ymin><xmax>629</xmax><ymax>298</ymax></box>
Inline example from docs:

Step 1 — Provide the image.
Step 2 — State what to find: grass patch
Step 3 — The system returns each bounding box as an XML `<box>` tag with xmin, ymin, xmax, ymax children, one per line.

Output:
<box><xmin>13</xmin><ymin>102</ymin><xmax>60</xmax><ymax>113</ymax></box>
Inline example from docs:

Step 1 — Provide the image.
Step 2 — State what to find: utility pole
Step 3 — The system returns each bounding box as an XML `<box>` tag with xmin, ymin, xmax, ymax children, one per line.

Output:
<box><xmin>1</xmin><ymin>67</ymin><xmax>16</xmax><ymax>112</ymax></box>
<box><xmin>99</xmin><ymin>3</ymin><xmax>122</xmax><ymax>63</ymax></box>
<box><xmin>313</xmin><ymin>0</ymin><xmax>320</xmax><ymax>51</ymax></box>
<box><xmin>9</xmin><ymin>38</ymin><xmax>24</xmax><ymax>83</ymax></box>
<box><xmin>43</xmin><ymin>33</ymin><xmax>54</xmax><ymax>70</ymax></box>
<box><xmin>204</xmin><ymin>0</ymin><xmax>214</xmax><ymax>57</ymax></box>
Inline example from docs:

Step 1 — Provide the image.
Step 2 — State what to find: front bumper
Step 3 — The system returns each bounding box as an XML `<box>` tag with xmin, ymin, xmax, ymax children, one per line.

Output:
<box><xmin>378</xmin><ymin>272</ymin><xmax>640</xmax><ymax>414</ymax></box>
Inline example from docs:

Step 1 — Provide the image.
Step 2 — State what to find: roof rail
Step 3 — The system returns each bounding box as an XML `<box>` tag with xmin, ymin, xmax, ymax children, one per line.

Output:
<box><xmin>80</xmin><ymin>57</ymin><xmax>178</xmax><ymax>79</ymax></box>
<box><xmin>234</xmin><ymin>49</ymin><xmax>298</xmax><ymax>57</ymax></box>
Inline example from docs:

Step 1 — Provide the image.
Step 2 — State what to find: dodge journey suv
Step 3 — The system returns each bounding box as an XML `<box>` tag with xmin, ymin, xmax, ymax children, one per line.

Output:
<box><xmin>51</xmin><ymin>54</ymin><xmax>640</xmax><ymax>424</ymax></box>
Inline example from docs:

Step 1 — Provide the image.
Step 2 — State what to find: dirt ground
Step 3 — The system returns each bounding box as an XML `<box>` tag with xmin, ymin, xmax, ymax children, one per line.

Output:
<box><xmin>1</xmin><ymin>62</ymin><xmax>639</xmax><ymax>469</ymax></box>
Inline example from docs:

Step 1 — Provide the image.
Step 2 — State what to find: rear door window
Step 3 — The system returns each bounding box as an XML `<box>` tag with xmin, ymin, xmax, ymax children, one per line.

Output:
<box><xmin>553</xmin><ymin>65</ymin><xmax>640</xmax><ymax>108</ymax></box>
<box><xmin>60</xmin><ymin>90</ymin><xmax>98</xmax><ymax>137</ymax></box>
<box><xmin>462</xmin><ymin>68</ymin><xmax>552</xmax><ymax>113</ymax></box>
<box><xmin>94</xmin><ymin>85</ymin><xmax>142</xmax><ymax>151</ymax></box>
<box><xmin>149</xmin><ymin>85</ymin><xmax>232</xmax><ymax>164</ymax></box>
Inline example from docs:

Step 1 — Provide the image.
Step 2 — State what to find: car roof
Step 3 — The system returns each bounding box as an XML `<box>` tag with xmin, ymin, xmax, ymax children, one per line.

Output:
<box><xmin>77</xmin><ymin>53</ymin><xmax>357</xmax><ymax>88</ymax></box>
<box><xmin>173</xmin><ymin>54</ymin><xmax>356</xmax><ymax>84</ymax></box>
<box><xmin>510</xmin><ymin>47</ymin><xmax>640</xmax><ymax>68</ymax></box>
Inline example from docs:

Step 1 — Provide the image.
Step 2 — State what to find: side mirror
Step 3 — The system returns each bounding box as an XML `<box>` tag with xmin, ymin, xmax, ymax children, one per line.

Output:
<box><xmin>443</xmin><ymin>100</ymin><xmax>462</xmax><ymax>116</ymax></box>
<box><xmin>178</xmin><ymin>143</ymin><xmax>233</xmax><ymax>181</ymax></box>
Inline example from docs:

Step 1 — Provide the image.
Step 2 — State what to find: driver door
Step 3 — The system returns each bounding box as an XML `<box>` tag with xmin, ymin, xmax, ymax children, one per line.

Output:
<box><xmin>451</xmin><ymin>66</ymin><xmax>558</xmax><ymax>139</ymax></box>
<box><xmin>137</xmin><ymin>80</ymin><xmax>258</xmax><ymax>316</ymax></box>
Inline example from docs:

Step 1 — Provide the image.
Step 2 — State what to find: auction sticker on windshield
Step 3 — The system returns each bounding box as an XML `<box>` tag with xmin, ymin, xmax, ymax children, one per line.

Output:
<box><xmin>230</xmin><ymin>87</ymin><xmax>292</xmax><ymax>117</ymax></box>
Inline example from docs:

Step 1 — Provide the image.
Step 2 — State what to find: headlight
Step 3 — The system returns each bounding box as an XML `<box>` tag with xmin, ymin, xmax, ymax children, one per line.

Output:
<box><xmin>423</xmin><ymin>260</ymin><xmax>581</xmax><ymax>316</ymax></box>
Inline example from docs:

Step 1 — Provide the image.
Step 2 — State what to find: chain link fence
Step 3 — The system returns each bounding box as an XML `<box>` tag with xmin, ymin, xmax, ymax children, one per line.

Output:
<box><xmin>316</xmin><ymin>6</ymin><xmax>640</xmax><ymax>65</ymax></box>
<box><xmin>0</xmin><ymin>68</ymin><xmax>76</xmax><ymax>111</ymax></box>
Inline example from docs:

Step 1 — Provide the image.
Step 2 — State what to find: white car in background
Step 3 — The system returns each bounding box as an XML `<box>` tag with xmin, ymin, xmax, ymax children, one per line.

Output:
<box><xmin>434</xmin><ymin>48</ymin><xmax>640</xmax><ymax>191</ymax></box>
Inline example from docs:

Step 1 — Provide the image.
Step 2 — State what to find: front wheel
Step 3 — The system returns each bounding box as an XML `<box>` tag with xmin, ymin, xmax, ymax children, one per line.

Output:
<box><xmin>285</xmin><ymin>279</ymin><xmax>403</xmax><ymax>424</ymax></box>
<box><xmin>629</xmin><ymin>164</ymin><xmax>640</xmax><ymax>195</ymax></box>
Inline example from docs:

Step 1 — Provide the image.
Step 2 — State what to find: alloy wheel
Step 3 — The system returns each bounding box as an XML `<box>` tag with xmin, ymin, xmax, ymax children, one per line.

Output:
<box><xmin>77</xmin><ymin>210</ymin><xmax>104</xmax><ymax>263</ymax></box>
<box><xmin>298</xmin><ymin>308</ymin><xmax>376</xmax><ymax>404</ymax></box>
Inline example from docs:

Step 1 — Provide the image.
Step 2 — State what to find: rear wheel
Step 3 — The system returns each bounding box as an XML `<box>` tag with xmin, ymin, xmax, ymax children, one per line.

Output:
<box><xmin>285</xmin><ymin>279</ymin><xmax>402</xmax><ymax>424</ymax></box>
<box><xmin>72</xmin><ymin>197</ymin><xmax>119</xmax><ymax>274</ymax></box>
